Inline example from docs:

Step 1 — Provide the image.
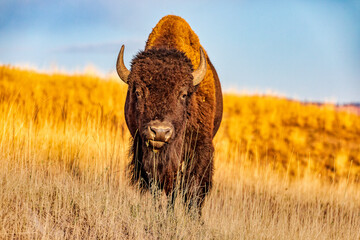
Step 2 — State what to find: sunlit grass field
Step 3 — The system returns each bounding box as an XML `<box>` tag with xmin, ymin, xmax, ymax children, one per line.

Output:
<box><xmin>1</xmin><ymin>65</ymin><xmax>360</xmax><ymax>239</ymax></box>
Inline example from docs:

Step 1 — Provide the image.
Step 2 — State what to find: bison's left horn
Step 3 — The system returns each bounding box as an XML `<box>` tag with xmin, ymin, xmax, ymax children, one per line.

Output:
<box><xmin>192</xmin><ymin>47</ymin><xmax>207</xmax><ymax>86</ymax></box>
<box><xmin>116</xmin><ymin>45</ymin><xmax>130</xmax><ymax>84</ymax></box>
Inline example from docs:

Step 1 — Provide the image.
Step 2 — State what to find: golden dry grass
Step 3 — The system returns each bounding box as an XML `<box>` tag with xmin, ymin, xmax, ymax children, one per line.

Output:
<box><xmin>1</xmin><ymin>65</ymin><xmax>360</xmax><ymax>239</ymax></box>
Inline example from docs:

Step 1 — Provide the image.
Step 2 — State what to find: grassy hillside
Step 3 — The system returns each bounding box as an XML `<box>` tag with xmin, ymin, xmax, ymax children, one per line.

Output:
<box><xmin>1</xmin><ymin>65</ymin><xmax>360</xmax><ymax>239</ymax></box>
<box><xmin>221</xmin><ymin>95</ymin><xmax>360</xmax><ymax>179</ymax></box>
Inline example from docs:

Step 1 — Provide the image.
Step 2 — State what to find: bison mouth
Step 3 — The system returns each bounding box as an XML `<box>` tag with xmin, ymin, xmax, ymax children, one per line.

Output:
<box><xmin>146</xmin><ymin>139</ymin><xmax>167</xmax><ymax>152</ymax></box>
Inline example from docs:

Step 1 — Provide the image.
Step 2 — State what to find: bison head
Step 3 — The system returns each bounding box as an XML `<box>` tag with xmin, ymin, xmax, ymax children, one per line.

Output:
<box><xmin>116</xmin><ymin>46</ymin><xmax>206</xmax><ymax>153</ymax></box>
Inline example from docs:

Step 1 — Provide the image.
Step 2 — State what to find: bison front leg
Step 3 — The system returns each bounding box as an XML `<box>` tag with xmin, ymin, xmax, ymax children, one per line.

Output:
<box><xmin>182</xmin><ymin>142</ymin><xmax>214</xmax><ymax>215</ymax></box>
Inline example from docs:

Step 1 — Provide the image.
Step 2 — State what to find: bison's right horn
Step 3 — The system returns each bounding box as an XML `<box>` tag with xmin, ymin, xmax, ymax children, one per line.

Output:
<box><xmin>192</xmin><ymin>47</ymin><xmax>207</xmax><ymax>86</ymax></box>
<box><xmin>116</xmin><ymin>45</ymin><xmax>130</xmax><ymax>84</ymax></box>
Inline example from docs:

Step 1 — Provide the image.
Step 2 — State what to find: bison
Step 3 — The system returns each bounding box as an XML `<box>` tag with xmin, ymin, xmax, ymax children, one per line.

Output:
<box><xmin>116</xmin><ymin>15</ymin><xmax>223</xmax><ymax>211</ymax></box>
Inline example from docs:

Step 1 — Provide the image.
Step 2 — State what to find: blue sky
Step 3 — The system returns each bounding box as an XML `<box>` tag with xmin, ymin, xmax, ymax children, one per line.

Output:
<box><xmin>0</xmin><ymin>0</ymin><xmax>359</xmax><ymax>103</ymax></box>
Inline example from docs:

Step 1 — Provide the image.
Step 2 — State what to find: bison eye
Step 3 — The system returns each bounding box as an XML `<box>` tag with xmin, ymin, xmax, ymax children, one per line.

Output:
<box><xmin>135</xmin><ymin>90</ymin><xmax>142</xmax><ymax>99</ymax></box>
<box><xmin>180</xmin><ymin>93</ymin><xmax>187</xmax><ymax>100</ymax></box>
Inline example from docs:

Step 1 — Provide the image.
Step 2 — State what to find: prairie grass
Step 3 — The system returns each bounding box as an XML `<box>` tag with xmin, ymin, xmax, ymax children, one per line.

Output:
<box><xmin>0</xmin><ymin>65</ymin><xmax>360</xmax><ymax>239</ymax></box>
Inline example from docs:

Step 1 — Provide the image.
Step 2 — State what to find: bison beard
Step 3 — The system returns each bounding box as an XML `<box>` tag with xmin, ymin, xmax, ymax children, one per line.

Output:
<box><xmin>130</xmin><ymin>128</ymin><xmax>214</xmax><ymax>211</ymax></box>
<box><xmin>116</xmin><ymin>15</ymin><xmax>222</xmax><ymax>213</ymax></box>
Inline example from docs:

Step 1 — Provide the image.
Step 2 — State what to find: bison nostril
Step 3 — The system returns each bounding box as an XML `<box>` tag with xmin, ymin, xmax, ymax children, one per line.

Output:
<box><xmin>148</xmin><ymin>126</ymin><xmax>156</xmax><ymax>139</ymax></box>
<box><xmin>164</xmin><ymin>128</ymin><xmax>173</xmax><ymax>142</ymax></box>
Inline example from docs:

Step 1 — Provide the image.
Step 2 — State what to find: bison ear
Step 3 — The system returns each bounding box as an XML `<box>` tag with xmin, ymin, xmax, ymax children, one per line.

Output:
<box><xmin>192</xmin><ymin>47</ymin><xmax>207</xmax><ymax>86</ymax></box>
<box><xmin>116</xmin><ymin>45</ymin><xmax>130</xmax><ymax>84</ymax></box>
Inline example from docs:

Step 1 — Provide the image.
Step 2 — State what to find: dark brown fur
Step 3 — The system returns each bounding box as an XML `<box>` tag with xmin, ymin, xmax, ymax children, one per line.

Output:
<box><xmin>123</xmin><ymin>15</ymin><xmax>223</xmax><ymax>211</ymax></box>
